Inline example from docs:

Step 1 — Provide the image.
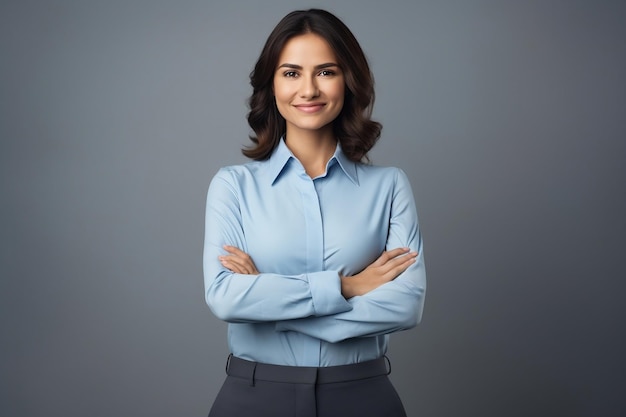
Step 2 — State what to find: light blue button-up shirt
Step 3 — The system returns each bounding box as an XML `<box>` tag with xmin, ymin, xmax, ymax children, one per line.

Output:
<box><xmin>203</xmin><ymin>139</ymin><xmax>426</xmax><ymax>367</ymax></box>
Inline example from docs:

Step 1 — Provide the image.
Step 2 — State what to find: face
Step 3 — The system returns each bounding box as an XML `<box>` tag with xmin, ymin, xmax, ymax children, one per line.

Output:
<box><xmin>273</xmin><ymin>33</ymin><xmax>345</xmax><ymax>136</ymax></box>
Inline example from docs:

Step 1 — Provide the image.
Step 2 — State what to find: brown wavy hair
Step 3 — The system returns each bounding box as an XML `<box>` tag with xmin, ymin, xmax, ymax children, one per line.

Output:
<box><xmin>243</xmin><ymin>9</ymin><xmax>382</xmax><ymax>162</ymax></box>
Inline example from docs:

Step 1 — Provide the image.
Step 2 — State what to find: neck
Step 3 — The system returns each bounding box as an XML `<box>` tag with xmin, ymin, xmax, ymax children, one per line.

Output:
<box><xmin>284</xmin><ymin>125</ymin><xmax>337</xmax><ymax>178</ymax></box>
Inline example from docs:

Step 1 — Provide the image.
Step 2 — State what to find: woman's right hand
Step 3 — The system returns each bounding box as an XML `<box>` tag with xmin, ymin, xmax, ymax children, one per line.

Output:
<box><xmin>340</xmin><ymin>247</ymin><xmax>417</xmax><ymax>298</ymax></box>
<box><xmin>218</xmin><ymin>245</ymin><xmax>260</xmax><ymax>275</ymax></box>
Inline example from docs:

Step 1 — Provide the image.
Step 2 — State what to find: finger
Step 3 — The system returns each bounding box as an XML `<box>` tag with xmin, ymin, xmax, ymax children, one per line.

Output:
<box><xmin>372</xmin><ymin>247</ymin><xmax>409</xmax><ymax>267</ymax></box>
<box><xmin>220</xmin><ymin>258</ymin><xmax>247</xmax><ymax>274</ymax></box>
<box><xmin>367</xmin><ymin>255</ymin><xmax>413</xmax><ymax>281</ymax></box>
<box><xmin>231</xmin><ymin>258</ymin><xmax>254</xmax><ymax>274</ymax></box>
<box><xmin>378</xmin><ymin>250</ymin><xmax>417</xmax><ymax>270</ymax></box>
<box><xmin>230</xmin><ymin>254</ymin><xmax>259</xmax><ymax>274</ymax></box>
<box><xmin>222</xmin><ymin>245</ymin><xmax>255</xmax><ymax>265</ymax></box>
<box><xmin>220</xmin><ymin>255</ymin><xmax>253</xmax><ymax>274</ymax></box>
<box><xmin>224</xmin><ymin>246</ymin><xmax>256</xmax><ymax>269</ymax></box>
<box><xmin>223</xmin><ymin>245</ymin><xmax>250</xmax><ymax>259</ymax></box>
<box><xmin>383</xmin><ymin>257</ymin><xmax>417</xmax><ymax>280</ymax></box>
<box><xmin>383</xmin><ymin>247</ymin><xmax>412</xmax><ymax>261</ymax></box>
<box><xmin>387</xmin><ymin>247</ymin><xmax>414</xmax><ymax>258</ymax></box>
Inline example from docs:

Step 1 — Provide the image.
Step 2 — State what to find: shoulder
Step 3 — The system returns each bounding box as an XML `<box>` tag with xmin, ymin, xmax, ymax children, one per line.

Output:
<box><xmin>357</xmin><ymin>163</ymin><xmax>404</xmax><ymax>175</ymax></box>
<box><xmin>210</xmin><ymin>160</ymin><xmax>266</xmax><ymax>186</ymax></box>
<box><xmin>206</xmin><ymin>161</ymin><xmax>267</xmax><ymax>203</ymax></box>
<box><xmin>356</xmin><ymin>164</ymin><xmax>411</xmax><ymax>187</ymax></box>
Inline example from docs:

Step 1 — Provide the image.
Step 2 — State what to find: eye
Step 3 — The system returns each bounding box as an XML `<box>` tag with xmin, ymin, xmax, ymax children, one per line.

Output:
<box><xmin>283</xmin><ymin>71</ymin><xmax>298</xmax><ymax>78</ymax></box>
<box><xmin>319</xmin><ymin>69</ymin><xmax>335</xmax><ymax>77</ymax></box>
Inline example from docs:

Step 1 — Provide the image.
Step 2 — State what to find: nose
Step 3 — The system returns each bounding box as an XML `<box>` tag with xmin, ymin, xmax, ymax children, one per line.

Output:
<box><xmin>299</xmin><ymin>75</ymin><xmax>319</xmax><ymax>99</ymax></box>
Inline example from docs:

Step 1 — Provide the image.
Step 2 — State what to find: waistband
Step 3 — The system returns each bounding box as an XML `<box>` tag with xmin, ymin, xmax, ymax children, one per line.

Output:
<box><xmin>226</xmin><ymin>355</ymin><xmax>390</xmax><ymax>385</ymax></box>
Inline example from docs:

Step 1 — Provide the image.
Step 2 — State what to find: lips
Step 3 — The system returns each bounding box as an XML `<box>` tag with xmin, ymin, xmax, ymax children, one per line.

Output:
<box><xmin>293</xmin><ymin>103</ymin><xmax>326</xmax><ymax>113</ymax></box>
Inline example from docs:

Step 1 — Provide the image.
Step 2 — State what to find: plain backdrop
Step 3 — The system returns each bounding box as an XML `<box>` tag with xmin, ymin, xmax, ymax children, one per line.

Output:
<box><xmin>1</xmin><ymin>1</ymin><xmax>625</xmax><ymax>416</ymax></box>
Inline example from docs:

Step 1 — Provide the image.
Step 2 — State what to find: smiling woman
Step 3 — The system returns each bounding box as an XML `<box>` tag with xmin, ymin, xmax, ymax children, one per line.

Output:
<box><xmin>244</xmin><ymin>9</ymin><xmax>382</xmax><ymax>163</ymax></box>
<box><xmin>203</xmin><ymin>9</ymin><xmax>426</xmax><ymax>417</ymax></box>
<box><xmin>273</xmin><ymin>34</ymin><xmax>345</xmax><ymax>140</ymax></box>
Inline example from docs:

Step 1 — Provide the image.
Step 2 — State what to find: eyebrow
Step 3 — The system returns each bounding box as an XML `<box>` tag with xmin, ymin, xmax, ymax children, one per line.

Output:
<box><xmin>277</xmin><ymin>62</ymin><xmax>339</xmax><ymax>70</ymax></box>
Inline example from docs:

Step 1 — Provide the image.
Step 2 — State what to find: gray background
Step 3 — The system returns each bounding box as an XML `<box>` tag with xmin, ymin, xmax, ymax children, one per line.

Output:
<box><xmin>1</xmin><ymin>0</ymin><xmax>625</xmax><ymax>416</ymax></box>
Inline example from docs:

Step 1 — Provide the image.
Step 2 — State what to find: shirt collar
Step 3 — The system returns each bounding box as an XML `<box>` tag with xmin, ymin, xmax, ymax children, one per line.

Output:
<box><xmin>267</xmin><ymin>138</ymin><xmax>294</xmax><ymax>184</ymax></box>
<box><xmin>268</xmin><ymin>138</ymin><xmax>359</xmax><ymax>186</ymax></box>
<box><xmin>332</xmin><ymin>142</ymin><xmax>359</xmax><ymax>185</ymax></box>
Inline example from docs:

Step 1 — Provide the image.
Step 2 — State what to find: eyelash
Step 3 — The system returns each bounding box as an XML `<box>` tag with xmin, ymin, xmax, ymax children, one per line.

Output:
<box><xmin>283</xmin><ymin>69</ymin><xmax>336</xmax><ymax>78</ymax></box>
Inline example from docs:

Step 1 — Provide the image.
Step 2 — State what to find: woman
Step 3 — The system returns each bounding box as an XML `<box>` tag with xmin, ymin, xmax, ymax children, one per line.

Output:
<box><xmin>203</xmin><ymin>9</ymin><xmax>426</xmax><ymax>417</ymax></box>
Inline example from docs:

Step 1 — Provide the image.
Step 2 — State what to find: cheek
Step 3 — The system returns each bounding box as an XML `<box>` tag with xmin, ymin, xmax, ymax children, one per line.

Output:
<box><xmin>273</xmin><ymin>86</ymin><xmax>291</xmax><ymax>119</ymax></box>
<box><xmin>331</xmin><ymin>82</ymin><xmax>346</xmax><ymax>104</ymax></box>
<box><xmin>274</xmin><ymin>96</ymin><xmax>289</xmax><ymax>113</ymax></box>
<box><xmin>273</xmin><ymin>78</ymin><xmax>295</xmax><ymax>98</ymax></box>
<box><xmin>333</xmin><ymin>85</ymin><xmax>345</xmax><ymax>111</ymax></box>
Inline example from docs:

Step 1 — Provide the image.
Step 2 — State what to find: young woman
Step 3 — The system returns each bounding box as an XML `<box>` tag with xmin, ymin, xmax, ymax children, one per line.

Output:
<box><xmin>203</xmin><ymin>9</ymin><xmax>426</xmax><ymax>417</ymax></box>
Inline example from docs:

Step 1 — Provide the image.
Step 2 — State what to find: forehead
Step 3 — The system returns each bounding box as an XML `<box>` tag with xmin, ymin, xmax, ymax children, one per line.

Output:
<box><xmin>277</xmin><ymin>33</ymin><xmax>338</xmax><ymax>65</ymax></box>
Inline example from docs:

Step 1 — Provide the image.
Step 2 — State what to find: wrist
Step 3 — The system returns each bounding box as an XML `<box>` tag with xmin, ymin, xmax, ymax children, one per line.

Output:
<box><xmin>340</xmin><ymin>275</ymin><xmax>355</xmax><ymax>299</ymax></box>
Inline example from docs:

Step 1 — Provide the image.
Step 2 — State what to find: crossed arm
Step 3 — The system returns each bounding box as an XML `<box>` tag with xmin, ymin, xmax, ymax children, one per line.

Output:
<box><xmin>220</xmin><ymin>245</ymin><xmax>417</xmax><ymax>299</ymax></box>
<box><xmin>204</xmin><ymin>168</ymin><xmax>426</xmax><ymax>342</ymax></box>
<box><xmin>217</xmin><ymin>243</ymin><xmax>424</xmax><ymax>343</ymax></box>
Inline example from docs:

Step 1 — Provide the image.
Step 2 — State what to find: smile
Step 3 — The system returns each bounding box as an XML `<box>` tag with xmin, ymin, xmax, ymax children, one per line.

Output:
<box><xmin>293</xmin><ymin>103</ymin><xmax>326</xmax><ymax>113</ymax></box>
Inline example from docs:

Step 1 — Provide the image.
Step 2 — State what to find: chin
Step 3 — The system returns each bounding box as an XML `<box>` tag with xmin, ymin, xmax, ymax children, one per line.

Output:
<box><xmin>290</xmin><ymin>117</ymin><xmax>337</xmax><ymax>132</ymax></box>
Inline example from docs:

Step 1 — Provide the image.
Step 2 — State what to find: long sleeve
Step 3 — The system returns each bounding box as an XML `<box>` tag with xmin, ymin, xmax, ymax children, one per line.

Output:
<box><xmin>274</xmin><ymin>169</ymin><xmax>426</xmax><ymax>342</ymax></box>
<box><xmin>203</xmin><ymin>168</ymin><xmax>352</xmax><ymax>323</ymax></box>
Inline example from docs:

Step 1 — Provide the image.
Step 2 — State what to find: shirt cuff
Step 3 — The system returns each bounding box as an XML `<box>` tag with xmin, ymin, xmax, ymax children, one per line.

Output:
<box><xmin>308</xmin><ymin>270</ymin><xmax>352</xmax><ymax>316</ymax></box>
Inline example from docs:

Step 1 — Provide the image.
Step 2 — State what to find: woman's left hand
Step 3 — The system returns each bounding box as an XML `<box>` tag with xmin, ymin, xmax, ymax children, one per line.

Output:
<box><xmin>218</xmin><ymin>245</ymin><xmax>260</xmax><ymax>275</ymax></box>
